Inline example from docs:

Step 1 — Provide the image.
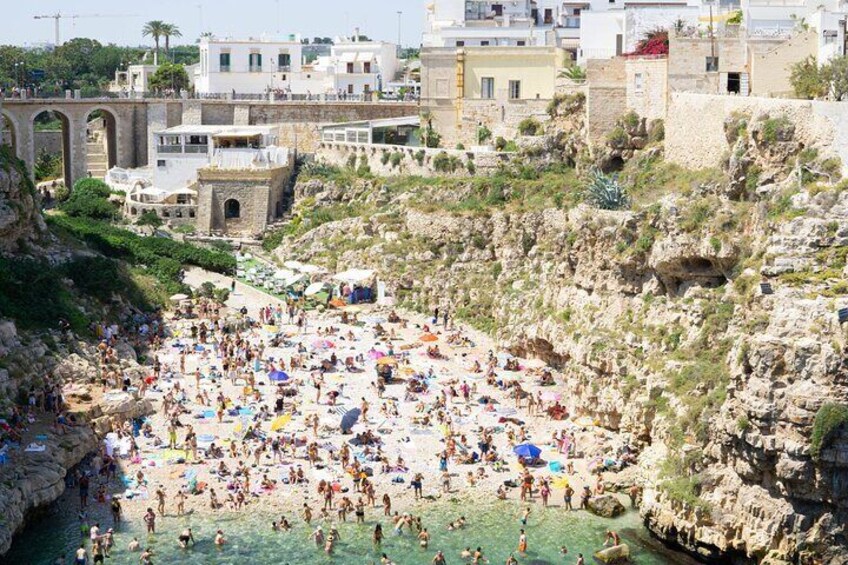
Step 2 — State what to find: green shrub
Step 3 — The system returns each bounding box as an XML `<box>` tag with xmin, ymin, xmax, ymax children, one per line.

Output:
<box><xmin>346</xmin><ymin>153</ymin><xmax>357</xmax><ymax>169</ymax></box>
<box><xmin>622</xmin><ymin>111</ymin><xmax>640</xmax><ymax>129</ymax></box>
<box><xmin>60</xmin><ymin>177</ymin><xmax>118</xmax><ymax>220</ymax></box>
<box><xmin>517</xmin><ymin>117</ymin><xmax>543</xmax><ymax>136</ymax></box>
<box><xmin>583</xmin><ymin>169</ymin><xmax>629</xmax><ymax>210</ymax></box>
<box><xmin>494</xmin><ymin>137</ymin><xmax>507</xmax><ymax>151</ymax></box>
<box><xmin>389</xmin><ymin>152</ymin><xmax>404</xmax><ymax>169</ymax></box>
<box><xmin>432</xmin><ymin>152</ymin><xmax>460</xmax><ymax>173</ymax></box>
<box><xmin>380</xmin><ymin>151</ymin><xmax>390</xmax><ymax>165</ymax></box>
<box><xmin>72</xmin><ymin>178</ymin><xmax>112</xmax><ymax>197</ymax></box>
<box><xmin>136</xmin><ymin>210</ymin><xmax>163</xmax><ymax>228</ymax></box>
<box><xmin>413</xmin><ymin>150</ymin><xmax>426</xmax><ymax>166</ymax></box>
<box><xmin>477</xmin><ymin>125</ymin><xmax>492</xmax><ymax>144</ymax></box>
<box><xmin>810</xmin><ymin>403</ymin><xmax>848</xmax><ymax>459</ymax></box>
<box><xmin>174</xmin><ymin>224</ymin><xmax>196</xmax><ymax>235</ymax></box>
<box><xmin>466</xmin><ymin>160</ymin><xmax>476</xmax><ymax>175</ymax></box>
<box><xmin>760</xmin><ymin>116</ymin><xmax>793</xmax><ymax>145</ymax></box>
<box><xmin>606</xmin><ymin>126</ymin><xmax>629</xmax><ymax>149</ymax></box>
<box><xmin>455</xmin><ymin>143</ymin><xmax>465</xmax><ymax>150</ymax></box>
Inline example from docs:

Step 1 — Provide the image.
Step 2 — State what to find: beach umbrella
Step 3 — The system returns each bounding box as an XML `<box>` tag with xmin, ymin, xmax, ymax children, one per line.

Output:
<box><xmin>574</xmin><ymin>416</ymin><xmax>596</xmax><ymax>427</ymax></box>
<box><xmin>552</xmin><ymin>477</ymin><xmax>570</xmax><ymax>489</ymax></box>
<box><xmin>284</xmin><ymin>260</ymin><xmax>303</xmax><ymax>270</ymax></box>
<box><xmin>299</xmin><ymin>264</ymin><xmax>324</xmax><ymax>274</ymax></box>
<box><xmin>340</xmin><ymin>408</ymin><xmax>361</xmax><ymax>432</ymax></box>
<box><xmin>169</xmin><ymin>293</ymin><xmax>190</xmax><ymax>302</ymax></box>
<box><xmin>312</xmin><ymin>339</ymin><xmax>335</xmax><ymax>350</ymax></box>
<box><xmin>270</xmin><ymin>413</ymin><xmax>292</xmax><ymax>432</ymax></box>
<box><xmin>419</xmin><ymin>333</ymin><xmax>438</xmax><ymax>342</ymax></box>
<box><xmin>304</xmin><ymin>282</ymin><xmax>326</xmax><ymax>296</ymax></box>
<box><xmin>346</xmin><ymin>305</ymin><xmax>363</xmax><ymax>314</ymax></box>
<box><xmin>541</xmin><ymin>391</ymin><xmax>562</xmax><ymax>402</ymax></box>
<box><xmin>377</xmin><ymin>356</ymin><xmax>398</xmax><ymax>366</ymax></box>
<box><xmin>268</xmin><ymin>370</ymin><xmax>289</xmax><ymax>383</ymax></box>
<box><xmin>274</xmin><ymin>269</ymin><xmax>295</xmax><ymax>280</ymax></box>
<box><xmin>513</xmin><ymin>444</ymin><xmax>542</xmax><ymax>459</ymax></box>
<box><xmin>329</xmin><ymin>298</ymin><xmax>347</xmax><ymax>308</ymax></box>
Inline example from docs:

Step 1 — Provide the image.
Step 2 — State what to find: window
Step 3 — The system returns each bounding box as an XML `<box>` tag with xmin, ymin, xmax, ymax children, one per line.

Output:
<box><xmin>508</xmin><ymin>80</ymin><xmax>521</xmax><ymax>100</ymax></box>
<box><xmin>224</xmin><ymin>199</ymin><xmax>241</xmax><ymax>220</ymax></box>
<box><xmin>219</xmin><ymin>52</ymin><xmax>231</xmax><ymax>72</ymax></box>
<box><xmin>348</xmin><ymin>84</ymin><xmax>354</xmax><ymax>94</ymax></box>
<box><xmin>634</xmin><ymin>72</ymin><xmax>643</xmax><ymax>94</ymax></box>
<box><xmin>347</xmin><ymin>62</ymin><xmax>354</xmax><ymax>73</ymax></box>
<box><xmin>706</xmin><ymin>56</ymin><xmax>719</xmax><ymax>72</ymax></box>
<box><xmin>456</xmin><ymin>40</ymin><xmax>465</xmax><ymax>47</ymax></box>
<box><xmin>492</xmin><ymin>4</ymin><xmax>503</xmax><ymax>16</ymax></box>
<box><xmin>363</xmin><ymin>61</ymin><xmax>371</xmax><ymax>73</ymax></box>
<box><xmin>278</xmin><ymin>53</ymin><xmax>291</xmax><ymax>71</ymax></box>
<box><xmin>481</xmin><ymin>77</ymin><xmax>495</xmax><ymax>99</ymax></box>
<box><xmin>249</xmin><ymin>52</ymin><xmax>262</xmax><ymax>72</ymax></box>
<box><xmin>481</xmin><ymin>40</ymin><xmax>490</xmax><ymax>46</ymax></box>
<box><xmin>517</xmin><ymin>40</ymin><xmax>526</xmax><ymax>46</ymax></box>
<box><xmin>727</xmin><ymin>72</ymin><xmax>741</xmax><ymax>93</ymax></box>
<box><xmin>157</xmin><ymin>160</ymin><xmax>166</xmax><ymax>168</ymax></box>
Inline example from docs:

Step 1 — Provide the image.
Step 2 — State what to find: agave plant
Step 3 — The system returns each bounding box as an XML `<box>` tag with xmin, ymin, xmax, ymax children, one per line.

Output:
<box><xmin>583</xmin><ymin>168</ymin><xmax>630</xmax><ymax>211</ymax></box>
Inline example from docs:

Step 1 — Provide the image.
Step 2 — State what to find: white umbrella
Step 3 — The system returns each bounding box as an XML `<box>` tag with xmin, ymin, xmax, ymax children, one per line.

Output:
<box><xmin>304</xmin><ymin>282</ymin><xmax>326</xmax><ymax>296</ymax></box>
<box><xmin>273</xmin><ymin>269</ymin><xmax>295</xmax><ymax>280</ymax></box>
<box><xmin>170</xmin><ymin>293</ymin><xmax>189</xmax><ymax>302</ymax></box>
<box><xmin>285</xmin><ymin>274</ymin><xmax>305</xmax><ymax>287</ymax></box>
<box><xmin>248</xmin><ymin>267</ymin><xmax>258</xmax><ymax>274</ymax></box>
<box><xmin>283</xmin><ymin>260</ymin><xmax>303</xmax><ymax>270</ymax></box>
<box><xmin>333</xmin><ymin>269</ymin><xmax>375</xmax><ymax>283</ymax></box>
<box><xmin>298</xmin><ymin>264</ymin><xmax>326</xmax><ymax>274</ymax></box>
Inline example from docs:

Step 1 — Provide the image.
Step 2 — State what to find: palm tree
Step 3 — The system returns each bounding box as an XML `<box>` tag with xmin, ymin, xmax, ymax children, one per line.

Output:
<box><xmin>161</xmin><ymin>23</ymin><xmax>182</xmax><ymax>58</ymax></box>
<box><xmin>142</xmin><ymin>20</ymin><xmax>167</xmax><ymax>65</ymax></box>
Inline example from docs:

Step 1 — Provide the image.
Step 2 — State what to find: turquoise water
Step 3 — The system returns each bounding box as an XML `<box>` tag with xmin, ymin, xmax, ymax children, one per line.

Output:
<box><xmin>5</xmin><ymin>496</ymin><xmax>689</xmax><ymax>564</ymax></box>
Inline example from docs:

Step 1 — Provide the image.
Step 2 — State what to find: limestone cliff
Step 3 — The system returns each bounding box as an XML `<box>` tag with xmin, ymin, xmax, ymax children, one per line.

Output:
<box><xmin>0</xmin><ymin>147</ymin><xmax>46</xmax><ymax>253</ymax></box>
<box><xmin>273</xmin><ymin>166</ymin><xmax>848</xmax><ymax>563</ymax></box>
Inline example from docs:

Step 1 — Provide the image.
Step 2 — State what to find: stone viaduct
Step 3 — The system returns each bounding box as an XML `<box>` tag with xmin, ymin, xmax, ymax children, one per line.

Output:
<box><xmin>0</xmin><ymin>98</ymin><xmax>418</xmax><ymax>187</ymax></box>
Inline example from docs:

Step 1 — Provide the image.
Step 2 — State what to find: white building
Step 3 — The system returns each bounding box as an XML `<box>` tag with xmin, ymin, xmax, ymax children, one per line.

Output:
<box><xmin>193</xmin><ymin>34</ymin><xmax>400</xmax><ymax>97</ymax></box>
<box><xmin>109</xmin><ymin>64</ymin><xmax>159</xmax><ymax>95</ymax></box>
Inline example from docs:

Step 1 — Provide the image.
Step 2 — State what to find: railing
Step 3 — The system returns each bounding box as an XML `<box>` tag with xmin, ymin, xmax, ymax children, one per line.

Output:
<box><xmin>184</xmin><ymin>145</ymin><xmax>209</xmax><ymax>154</ymax></box>
<box><xmin>2</xmin><ymin>90</ymin><xmax>419</xmax><ymax>103</ymax></box>
<box><xmin>157</xmin><ymin>145</ymin><xmax>183</xmax><ymax>154</ymax></box>
<box><xmin>277</xmin><ymin>65</ymin><xmax>292</xmax><ymax>72</ymax></box>
<box><xmin>563</xmin><ymin>17</ymin><xmax>580</xmax><ymax>29</ymax></box>
<box><xmin>249</xmin><ymin>65</ymin><xmax>263</xmax><ymax>73</ymax></box>
<box><xmin>220</xmin><ymin>65</ymin><xmax>231</xmax><ymax>72</ymax></box>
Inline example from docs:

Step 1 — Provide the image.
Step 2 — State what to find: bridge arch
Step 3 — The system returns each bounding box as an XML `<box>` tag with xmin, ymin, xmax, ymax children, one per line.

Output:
<box><xmin>29</xmin><ymin>108</ymin><xmax>72</xmax><ymax>189</ymax></box>
<box><xmin>84</xmin><ymin>106</ymin><xmax>119</xmax><ymax>176</ymax></box>
<box><xmin>0</xmin><ymin>110</ymin><xmax>17</xmax><ymax>155</ymax></box>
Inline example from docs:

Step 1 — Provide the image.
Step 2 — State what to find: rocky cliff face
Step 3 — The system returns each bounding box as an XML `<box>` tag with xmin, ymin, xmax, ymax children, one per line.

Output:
<box><xmin>276</xmin><ymin>169</ymin><xmax>848</xmax><ymax>563</ymax></box>
<box><xmin>0</xmin><ymin>147</ymin><xmax>46</xmax><ymax>253</ymax></box>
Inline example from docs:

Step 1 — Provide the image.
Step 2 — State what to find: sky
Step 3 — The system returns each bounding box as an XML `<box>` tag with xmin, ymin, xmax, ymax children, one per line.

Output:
<box><xmin>3</xmin><ymin>0</ymin><xmax>427</xmax><ymax>48</ymax></box>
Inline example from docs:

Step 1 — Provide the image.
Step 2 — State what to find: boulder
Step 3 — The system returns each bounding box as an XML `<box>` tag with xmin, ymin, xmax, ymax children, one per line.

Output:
<box><xmin>588</xmin><ymin>495</ymin><xmax>626</xmax><ymax>518</ymax></box>
<box><xmin>595</xmin><ymin>544</ymin><xmax>631</xmax><ymax>564</ymax></box>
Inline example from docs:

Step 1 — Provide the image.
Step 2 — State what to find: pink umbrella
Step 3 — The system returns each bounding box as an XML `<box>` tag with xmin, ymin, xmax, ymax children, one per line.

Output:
<box><xmin>312</xmin><ymin>339</ymin><xmax>335</xmax><ymax>350</ymax></box>
<box><xmin>367</xmin><ymin>349</ymin><xmax>387</xmax><ymax>360</ymax></box>
<box><xmin>541</xmin><ymin>391</ymin><xmax>562</xmax><ymax>403</ymax></box>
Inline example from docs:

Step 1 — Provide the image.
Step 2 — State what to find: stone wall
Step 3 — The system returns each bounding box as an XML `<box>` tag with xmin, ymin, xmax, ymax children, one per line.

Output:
<box><xmin>625</xmin><ymin>58</ymin><xmax>668</xmax><ymax>121</ymax></box>
<box><xmin>33</xmin><ymin>130</ymin><xmax>63</xmax><ymax>156</ymax></box>
<box><xmin>586</xmin><ymin>58</ymin><xmax>627</xmax><ymax>144</ymax></box>
<box><xmin>315</xmin><ymin>142</ymin><xmax>515</xmax><ymax>177</ymax></box>
<box><xmin>667</xmin><ymin>35</ymin><xmax>749</xmax><ymax>94</ymax></box>
<box><xmin>749</xmin><ymin>31</ymin><xmax>816</xmax><ymax>98</ymax></box>
<box><xmin>665</xmin><ymin>92</ymin><xmax>848</xmax><ymax>173</ymax></box>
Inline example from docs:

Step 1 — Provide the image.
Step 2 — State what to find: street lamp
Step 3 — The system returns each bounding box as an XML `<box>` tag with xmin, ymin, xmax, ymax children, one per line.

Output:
<box><xmin>397</xmin><ymin>11</ymin><xmax>403</xmax><ymax>57</ymax></box>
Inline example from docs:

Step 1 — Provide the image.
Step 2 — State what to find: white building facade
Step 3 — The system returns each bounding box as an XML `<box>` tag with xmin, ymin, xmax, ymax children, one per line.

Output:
<box><xmin>193</xmin><ymin>35</ymin><xmax>400</xmax><ymax>97</ymax></box>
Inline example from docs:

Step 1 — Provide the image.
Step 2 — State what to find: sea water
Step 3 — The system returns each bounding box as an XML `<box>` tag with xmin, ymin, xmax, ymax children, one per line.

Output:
<box><xmin>4</xmin><ymin>497</ymin><xmax>691</xmax><ymax>564</ymax></box>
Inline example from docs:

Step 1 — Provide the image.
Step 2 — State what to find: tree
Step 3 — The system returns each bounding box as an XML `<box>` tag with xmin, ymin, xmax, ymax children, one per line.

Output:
<box><xmin>161</xmin><ymin>23</ymin><xmax>182</xmax><ymax>57</ymax></box>
<box><xmin>142</xmin><ymin>20</ymin><xmax>167</xmax><ymax>63</ymax></box>
<box><xmin>825</xmin><ymin>56</ymin><xmax>848</xmax><ymax>101</ymax></box>
<box><xmin>790</xmin><ymin>56</ymin><xmax>829</xmax><ymax>100</ymax></box>
<box><xmin>136</xmin><ymin>210</ymin><xmax>163</xmax><ymax>229</ymax></box>
<box><xmin>148</xmin><ymin>62</ymin><xmax>189</xmax><ymax>94</ymax></box>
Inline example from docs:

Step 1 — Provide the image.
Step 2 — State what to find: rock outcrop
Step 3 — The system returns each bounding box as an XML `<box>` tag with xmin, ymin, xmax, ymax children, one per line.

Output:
<box><xmin>0</xmin><ymin>148</ymin><xmax>45</xmax><ymax>252</ymax></box>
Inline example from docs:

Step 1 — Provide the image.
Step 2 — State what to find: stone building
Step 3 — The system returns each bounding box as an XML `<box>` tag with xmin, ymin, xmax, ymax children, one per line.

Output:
<box><xmin>420</xmin><ymin>46</ymin><xmax>565</xmax><ymax>147</ymax></box>
<box><xmin>196</xmin><ymin>166</ymin><xmax>291</xmax><ymax>237</ymax></box>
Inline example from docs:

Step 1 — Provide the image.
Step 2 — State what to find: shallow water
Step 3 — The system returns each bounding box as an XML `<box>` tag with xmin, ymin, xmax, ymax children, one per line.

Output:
<box><xmin>5</xmin><ymin>498</ymin><xmax>686</xmax><ymax>564</ymax></box>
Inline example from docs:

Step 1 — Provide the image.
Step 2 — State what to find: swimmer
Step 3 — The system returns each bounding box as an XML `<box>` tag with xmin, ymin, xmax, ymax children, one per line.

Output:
<box><xmin>178</xmin><ymin>528</ymin><xmax>195</xmax><ymax>548</ymax></box>
<box><xmin>214</xmin><ymin>530</ymin><xmax>226</xmax><ymax>546</ymax></box>
<box><xmin>604</xmin><ymin>530</ymin><xmax>621</xmax><ymax>547</ymax></box>
<box><xmin>432</xmin><ymin>550</ymin><xmax>447</xmax><ymax>565</ymax></box>
<box><xmin>418</xmin><ymin>528</ymin><xmax>430</xmax><ymax>548</ymax></box>
<box><xmin>128</xmin><ymin>538</ymin><xmax>140</xmax><ymax>552</ymax></box>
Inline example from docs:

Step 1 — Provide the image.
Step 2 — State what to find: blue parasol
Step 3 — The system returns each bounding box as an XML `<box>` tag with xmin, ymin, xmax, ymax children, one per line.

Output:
<box><xmin>513</xmin><ymin>444</ymin><xmax>541</xmax><ymax>459</ymax></box>
<box><xmin>268</xmin><ymin>370</ymin><xmax>289</xmax><ymax>382</ymax></box>
<box><xmin>340</xmin><ymin>408</ymin><xmax>361</xmax><ymax>433</ymax></box>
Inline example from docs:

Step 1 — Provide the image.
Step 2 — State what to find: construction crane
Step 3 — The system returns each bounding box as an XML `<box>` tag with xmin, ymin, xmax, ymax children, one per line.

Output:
<box><xmin>33</xmin><ymin>13</ymin><xmax>140</xmax><ymax>47</ymax></box>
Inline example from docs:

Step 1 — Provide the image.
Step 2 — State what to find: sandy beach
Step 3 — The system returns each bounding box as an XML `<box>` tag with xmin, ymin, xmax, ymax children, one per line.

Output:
<box><xmin>61</xmin><ymin>267</ymin><xmax>636</xmax><ymax>563</ymax></box>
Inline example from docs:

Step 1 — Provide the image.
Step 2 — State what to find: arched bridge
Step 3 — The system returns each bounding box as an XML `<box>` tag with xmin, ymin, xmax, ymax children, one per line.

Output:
<box><xmin>1</xmin><ymin>98</ymin><xmax>418</xmax><ymax>188</ymax></box>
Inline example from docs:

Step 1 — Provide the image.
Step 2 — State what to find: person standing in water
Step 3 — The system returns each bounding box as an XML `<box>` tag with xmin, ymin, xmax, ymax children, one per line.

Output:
<box><xmin>518</xmin><ymin>529</ymin><xmax>528</xmax><ymax>554</ymax></box>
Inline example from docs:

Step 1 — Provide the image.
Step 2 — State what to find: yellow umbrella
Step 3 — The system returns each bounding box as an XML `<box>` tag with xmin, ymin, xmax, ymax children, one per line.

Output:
<box><xmin>552</xmin><ymin>477</ymin><xmax>570</xmax><ymax>489</ymax></box>
<box><xmin>377</xmin><ymin>356</ymin><xmax>398</xmax><ymax>366</ymax></box>
<box><xmin>400</xmin><ymin>367</ymin><xmax>416</xmax><ymax>376</ymax></box>
<box><xmin>346</xmin><ymin>306</ymin><xmax>363</xmax><ymax>314</ymax></box>
<box><xmin>420</xmin><ymin>333</ymin><xmax>438</xmax><ymax>342</ymax></box>
<box><xmin>271</xmin><ymin>413</ymin><xmax>292</xmax><ymax>432</ymax></box>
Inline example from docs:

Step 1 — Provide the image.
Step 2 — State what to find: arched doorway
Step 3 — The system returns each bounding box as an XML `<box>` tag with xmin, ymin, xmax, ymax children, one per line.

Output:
<box><xmin>32</xmin><ymin>110</ymin><xmax>71</xmax><ymax>187</ymax></box>
<box><xmin>224</xmin><ymin>199</ymin><xmax>241</xmax><ymax>220</ymax></box>
<box><xmin>85</xmin><ymin>109</ymin><xmax>117</xmax><ymax>178</ymax></box>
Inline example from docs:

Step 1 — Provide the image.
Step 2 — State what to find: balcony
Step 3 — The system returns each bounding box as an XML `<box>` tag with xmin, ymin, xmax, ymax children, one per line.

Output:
<box><xmin>220</xmin><ymin>65</ymin><xmax>231</xmax><ymax>72</ymax></box>
<box><xmin>277</xmin><ymin>65</ymin><xmax>291</xmax><ymax>72</ymax></box>
<box><xmin>249</xmin><ymin>65</ymin><xmax>263</xmax><ymax>73</ymax></box>
<box><xmin>157</xmin><ymin>145</ymin><xmax>183</xmax><ymax>154</ymax></box>
<box><xmin>184</xmin><ymin>144</ymin><xmax>209</xmax><ymax>154</ymax></box>
<box><xmin>564</xmin><ymin>16</ymin><xmax>581</xmax><ymax>28</ymax></box>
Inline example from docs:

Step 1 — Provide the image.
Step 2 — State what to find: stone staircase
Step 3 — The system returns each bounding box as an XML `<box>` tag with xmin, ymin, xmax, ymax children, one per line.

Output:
<box><xmin>86</xmin><ymin>120</ymin><xmax>108</xmax><ymax>180</ymax></box>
